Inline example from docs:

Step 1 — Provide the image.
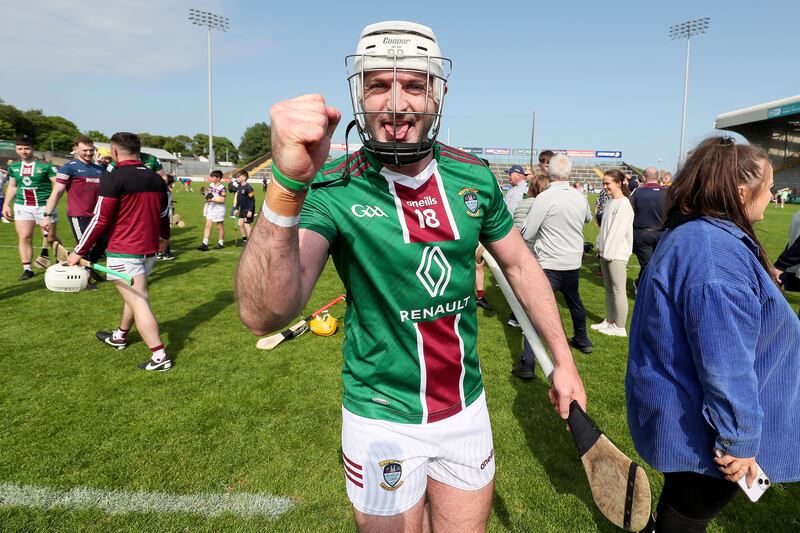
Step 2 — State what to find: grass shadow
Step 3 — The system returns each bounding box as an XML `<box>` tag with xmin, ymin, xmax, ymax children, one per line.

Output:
<box><xmin>484</xmin><ymin>285</ymin><xmax>523</xmax><ymax>369</ymax></box>
<box><xmin>0</xmin><ymin>277</ymin><xmax>48</xmax><ymax>301</ymax></box>
<box><xmin>159</xmin><ymin>289</ymin><xmax>234</xmax><ymax>357</ymax></box>
<box><xmin>148</xmin><ymin>255</ymin><xmax>220</xmax><ymax>283</ymax></box>
<box><xmin>492</xmin><ymin>487</ymin><xmax>513</xmax><ymax>530</ymax></box>
<box><xmin>510</xmin><ymin>376</ymin><xmax>615</xmax><ymax>531</ymax></box>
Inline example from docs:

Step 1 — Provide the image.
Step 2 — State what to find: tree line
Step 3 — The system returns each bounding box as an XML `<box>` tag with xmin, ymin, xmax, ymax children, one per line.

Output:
<box><xmin>0</xmin><ymin>99</ymin><xmax>271</xmax><ymax>165</ymax></box>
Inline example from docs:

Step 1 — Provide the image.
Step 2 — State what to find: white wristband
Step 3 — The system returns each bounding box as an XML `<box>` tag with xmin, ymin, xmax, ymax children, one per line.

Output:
<box><xmin>262</xmin><ymin>200</ymin><xmax>299</xmax><ymax>228</ymax></box>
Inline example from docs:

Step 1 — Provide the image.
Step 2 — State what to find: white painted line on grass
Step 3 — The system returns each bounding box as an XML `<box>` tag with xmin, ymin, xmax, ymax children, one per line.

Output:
<box><xmin>0</xmin><ymin>482</ymin><xmax>293</xmax><ymax>518</ymax></box>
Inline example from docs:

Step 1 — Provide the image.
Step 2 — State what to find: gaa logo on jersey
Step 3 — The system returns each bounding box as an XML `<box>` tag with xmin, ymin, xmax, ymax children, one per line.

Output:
<box><xmin>459</xmin><ymin>188</ymin><xmax>480</xmax><ymax>217</ymax></box>
<box><xmin>379</xmin><ymin>460</ymin><xmax>404</xmax><ymax>491</ymax></box>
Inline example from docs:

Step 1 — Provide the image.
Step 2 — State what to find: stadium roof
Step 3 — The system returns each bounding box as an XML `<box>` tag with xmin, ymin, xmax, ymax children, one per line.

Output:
<box><xmin>715</xmin><ymin>94</ymin><xmax>800</xmax><ymax>129</ymax></box>
<box><xmin>93</xmin><ymin>142</ymin><xmax>177</xmax><ymax>161</ymax></box>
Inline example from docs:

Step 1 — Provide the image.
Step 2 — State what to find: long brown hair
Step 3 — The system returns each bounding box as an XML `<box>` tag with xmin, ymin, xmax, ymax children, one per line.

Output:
<box><xmin>603</xmin><ymin>169</ymin><xmax>631</xmax><ymax>198</ymax></box>
<box><xmin>664</xmin><ymin>136</ymin><xmax>772</xmax><ymax>272</ymax></box>
<box><xmin>528</xmin><ymin>173</ymin><xmax>550</xmax><ymax>198</ymax></box>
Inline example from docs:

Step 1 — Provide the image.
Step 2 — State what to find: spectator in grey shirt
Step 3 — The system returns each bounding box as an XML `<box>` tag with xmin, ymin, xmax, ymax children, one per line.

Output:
<box><xmin>523</xmin><ymin>154</ymin><xmax>594</xmax><ymax>353</ymax></box>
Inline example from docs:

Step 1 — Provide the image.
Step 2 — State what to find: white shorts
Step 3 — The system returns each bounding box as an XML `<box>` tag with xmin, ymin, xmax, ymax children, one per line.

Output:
<box><xmin>204</xmin><ymin>203</ymin><xmax>226</xmax><ymax>223</ymax></box>
<box><xmin>341</xmin><ymin>391</ymin><xmax>495</xmax><ymax>517</ymax></box>
<box><xmin>14</xmin><ymin>204</ymin><xmax>58</xmax><ymax>224</ymax></box>
<box><xmin>106</xmin><ymin>256</ymin><xmax>156</xmax><ymax>282</ymax></box>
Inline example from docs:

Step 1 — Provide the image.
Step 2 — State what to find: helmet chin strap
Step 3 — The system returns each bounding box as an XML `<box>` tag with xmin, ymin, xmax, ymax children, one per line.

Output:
<box><xmin>346</xmin><ymin>119</ymin><xmax>434</xmax><ymax>167</ymax></box>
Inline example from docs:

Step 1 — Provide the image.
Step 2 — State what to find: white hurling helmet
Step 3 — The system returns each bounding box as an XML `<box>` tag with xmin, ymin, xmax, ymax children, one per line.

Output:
<box><xmin>345</xmin><ymin>21</ymin><xmax>452</xmax><ymax>166</ymax></box>
<box><xmin>44</xmin><ymin>263</ymin><xmax>89</xmax><ymax>292</ymax></box>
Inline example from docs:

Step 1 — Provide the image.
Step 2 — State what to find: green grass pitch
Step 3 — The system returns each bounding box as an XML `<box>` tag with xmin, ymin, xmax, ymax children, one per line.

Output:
<box><xmin>0</xmin><ymin>190</ymin><xmax>798</xmax><ymax>531</ymax></box>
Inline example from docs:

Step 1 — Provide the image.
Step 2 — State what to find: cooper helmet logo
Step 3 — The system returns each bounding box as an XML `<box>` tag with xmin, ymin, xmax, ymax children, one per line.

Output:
<box><xmin>351</xmin><ymin>204</ymin><xmax>388</xmax><ymax>218</ymax></box>
<box><xmin>416</xmin><ymin>245</ymin><xmax>451</xmax><ymax>298</ymax></box>
<box><xmin>383</xmin><ymin>37</ymin><xmax>410</xmax><ymax>45</ymax></box>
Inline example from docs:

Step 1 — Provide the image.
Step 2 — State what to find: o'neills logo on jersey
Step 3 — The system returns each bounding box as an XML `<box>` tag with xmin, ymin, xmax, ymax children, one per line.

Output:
<box><xmin>405</xmin><ymin>196</ymin><xmax>438</xmax><ymax>208</ymax></box>
<box><xmin>399</xmin><ymin>296</ymin><xmax>470</xmax><ymax>323</ymax></box>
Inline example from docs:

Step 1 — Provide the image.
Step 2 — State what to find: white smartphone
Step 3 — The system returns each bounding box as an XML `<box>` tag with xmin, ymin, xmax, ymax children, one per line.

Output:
<box><xmin>713</xmin><ymin>448</ymin><xmax>771</xmax><ymax>502</ymax></box>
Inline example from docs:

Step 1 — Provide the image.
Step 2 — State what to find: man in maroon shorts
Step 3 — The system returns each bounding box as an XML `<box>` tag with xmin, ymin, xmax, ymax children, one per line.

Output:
<box><xmin>68</xmin><ymin>132</ymin><xmax>173</xmax><ymax>372</ymax></box>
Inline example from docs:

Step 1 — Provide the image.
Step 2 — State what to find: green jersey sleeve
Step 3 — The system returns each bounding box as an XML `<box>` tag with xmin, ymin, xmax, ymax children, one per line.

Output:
<box><xmin>480</xmin><ymin>171</ymin><xmax>514</xmax><ymax>242</ymax></box>
<box><xmin>140</xmin><ymin>153</ymin><xmax>163</xmax><ymax>172</ymax></box>
<box><xmin>299</xmin><ymin>189</ymin><xmax>338</xmax><ymax>244</ymax></box>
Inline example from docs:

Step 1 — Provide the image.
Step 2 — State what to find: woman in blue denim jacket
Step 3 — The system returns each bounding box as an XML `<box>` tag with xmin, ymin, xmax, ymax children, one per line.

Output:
<box><xmin>626</xmin><ymin>136</ymin><xmax>800</xmax><ymax>532</ymax></box>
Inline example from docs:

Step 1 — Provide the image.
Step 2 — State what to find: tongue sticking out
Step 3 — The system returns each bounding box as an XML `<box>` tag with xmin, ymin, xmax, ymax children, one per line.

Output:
<box><xmin>384</xmin><ymin>123</ymin><xmax>411</xmax><ymax>141</ymax></box>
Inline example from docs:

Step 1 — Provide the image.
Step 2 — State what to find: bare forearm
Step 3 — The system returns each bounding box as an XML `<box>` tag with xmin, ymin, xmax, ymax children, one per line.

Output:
<box><xmin>3</xmin><ymin>184</ymin><xmax>16</xmax><ymax>208</ymax></box>
<box><xmin>235</xmin><ymin>216</ymin><xmax>304</xmax><ymax>335</ymax></box>
<box><xmin>44</xmin><ymin>184</ymin><xmax>65</xmax><ymax>213</ymax></box>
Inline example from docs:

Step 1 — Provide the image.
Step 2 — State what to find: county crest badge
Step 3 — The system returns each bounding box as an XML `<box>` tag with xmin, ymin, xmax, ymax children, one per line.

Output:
<box><xmin>459</xmin><ymin>188</ymin><xmax>480</xmax><ymax>217</ymax></box>
<box><xmin>379</xmin><ymin>460</ymin><xmax>404</xmax><ymax>491</ymax></box>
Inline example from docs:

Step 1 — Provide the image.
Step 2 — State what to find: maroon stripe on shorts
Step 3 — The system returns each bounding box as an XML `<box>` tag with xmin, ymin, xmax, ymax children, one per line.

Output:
<box><xmin>345</xmin><ymin>471</ymin><xmax>363</xmax><ymax>488</ymax></box>
<box><xmin>345</xmin><ymin>463</ymin><xmax>362</xmax><ymax>479</ymax></box>
<box><xmin>342</xmin><ymin>453</ymin><xmax>362</xmax><ymax>470</ymax></box>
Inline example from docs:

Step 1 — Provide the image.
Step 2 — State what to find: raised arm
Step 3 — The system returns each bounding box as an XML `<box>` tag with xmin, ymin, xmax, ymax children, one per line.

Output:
<box><xmin>235</xmin><ymin>94</ymin><xmax>341</xmax><ymax>336</ymax></box>
<box><xmin>484</xmin><ymin>229</ymin><xmax>586</xmax><ymax>419</ymax></box>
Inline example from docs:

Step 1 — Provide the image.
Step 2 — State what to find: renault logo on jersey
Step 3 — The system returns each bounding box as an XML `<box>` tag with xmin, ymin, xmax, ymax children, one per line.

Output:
<box><xmin>351</xmin><ymin>204</ymin><xmax>388</xmax><ymax>218</ymax></box>
<box><xmin>416</xmin><ymin>246</ymin><xmax>451</xmax><ymax>297</ymax></box>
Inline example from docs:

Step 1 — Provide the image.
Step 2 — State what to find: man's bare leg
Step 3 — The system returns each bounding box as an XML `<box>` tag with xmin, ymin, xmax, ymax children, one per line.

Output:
<box><xmin>15</xmin><ymin>219</ymin><xmax>34</xmax><ymax>265</ymax></box>
<box><xmin>354</xmin><ymin>495</ymin><xmax>426</xmax><ymax>533</ymax></box>
<box><xmin>216</xmin><ymin>222</ymin><xmax>224</xmax><ymax>243</ymax></box>
<box><xmin>119</xmin><ymin>301</ymin><xmax>135</xmax><ymax>332</ymax></box>
<box><xmin>426</xmin><ymin>477</ymin><xmax>493</xmax><ymax>533</ymax></box>
<box><xmin>115</xmin><ymin>275</ymin><xmax>163</xmax><ymax>348</ymax></box>
<box><xmin>202</xmin><ymin>219</ymin><xmax>212</xmax><ymax>242</ymax></box>
<box><xmin>475</xmin><ymin>260</ymin><xmax>485</xmax><ymax>294</ymax></box>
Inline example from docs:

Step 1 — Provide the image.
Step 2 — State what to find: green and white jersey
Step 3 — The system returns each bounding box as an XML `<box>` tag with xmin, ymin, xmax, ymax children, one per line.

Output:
<box><xmin>108</xmin><ymin>152</ymin><xmax>163</xmax><ymax>173</ymax></box>
<box><xmin>300</xmin><ymin>144</ymin><xmax>513</xmax><ymax>424</ymax></box>
<box><xmin>7</xmin><ymin>160</ymin><xmax>57</xmax><ymax>206</ymax></box>
<box><xmin>140</xmin><ymin>152</ymin><xmax>163</xmax><ymax>173</ymax></box>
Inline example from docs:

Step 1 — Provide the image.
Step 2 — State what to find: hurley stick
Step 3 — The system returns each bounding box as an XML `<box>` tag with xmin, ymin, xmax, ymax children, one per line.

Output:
<box><xmin>483</xmin><ymin>252</ymin><xmax>651</xmax><ymax>531</ymax></box>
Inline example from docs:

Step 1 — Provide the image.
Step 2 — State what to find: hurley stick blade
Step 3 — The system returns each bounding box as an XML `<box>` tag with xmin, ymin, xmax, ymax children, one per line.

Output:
<box><xmin>568</xmin><ymin>402</ymin><xmax>651</xmax><ymax>531</ymax></box>
<box><xmin>53</xmin><ymin>241</ymin><xmax>69</xmax><ymax>262</ymax></box>
<box><xmin>256</xmin><ymin>295</ymin><xmax>345</xmax><ymax>350</ymax></box>
<box><xmin>34</xmin><ymin>235</ymin><xmax>50</xmax><ymax>269</ymax></box>
<box><xmin>256</xmin><ymin>321</ymin><xmax>306</xmax><ymax>350</ymax></box>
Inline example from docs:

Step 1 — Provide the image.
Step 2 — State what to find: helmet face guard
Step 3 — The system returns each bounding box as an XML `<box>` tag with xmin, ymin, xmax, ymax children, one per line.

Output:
<box><xmin>345</xmin><ymin>21</ymin><xmax>452</xmax><ymax>167</ymax></box>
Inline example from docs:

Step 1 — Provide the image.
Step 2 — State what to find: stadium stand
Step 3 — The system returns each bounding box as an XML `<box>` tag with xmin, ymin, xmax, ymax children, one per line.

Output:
<box><xmin>716</xmin><ymin>94</ymin><xmax>800</xmax><ymax>190</ymax></box>
<box><xmin>485</xmin><ymin>160</ymin><xmax>641</xmax><ymax>191</ymax></box>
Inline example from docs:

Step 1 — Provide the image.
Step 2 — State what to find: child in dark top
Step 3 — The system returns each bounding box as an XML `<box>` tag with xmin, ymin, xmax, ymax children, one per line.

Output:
<box><xmin>234</xmin><ymin>171</ymin><xmax>256</xmax><ymax>245</ymax></box>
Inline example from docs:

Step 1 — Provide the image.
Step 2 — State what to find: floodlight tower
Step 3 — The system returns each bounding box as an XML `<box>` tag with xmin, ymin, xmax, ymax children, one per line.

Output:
<box><xmin>669</xmin><ymin>17</ymin><xmax>710</xmax><ymax>168</ymax></box>
<box><xmin>189</xmin><ymin>8</ymin><xmax>229</xmax><ymax>172</ymax></box>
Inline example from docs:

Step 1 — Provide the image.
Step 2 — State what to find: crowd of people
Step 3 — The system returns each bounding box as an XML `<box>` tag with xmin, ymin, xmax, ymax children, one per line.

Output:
<box><xmin>2</xmin><ymin>18</ymin><xmax>800</xmax><ymax>532</ymax></box>
<box><xmin>0</xmin><ymin>134</ymin><xmax>258</xmax><ymax>371</ymax></box>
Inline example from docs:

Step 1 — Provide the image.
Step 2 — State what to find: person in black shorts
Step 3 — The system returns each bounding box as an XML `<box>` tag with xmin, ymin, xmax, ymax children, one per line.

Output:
<box><xmin>234</xmin><ymin>171</ymin><xmax>256</xmax><ymax>245</ymax></box>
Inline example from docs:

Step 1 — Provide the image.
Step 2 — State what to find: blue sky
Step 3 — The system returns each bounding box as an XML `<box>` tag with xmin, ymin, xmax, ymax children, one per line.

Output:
<box><xmin>2</xmin><ymin>0</ymin><xmax>798</xmax><ymax>170</ymax></box>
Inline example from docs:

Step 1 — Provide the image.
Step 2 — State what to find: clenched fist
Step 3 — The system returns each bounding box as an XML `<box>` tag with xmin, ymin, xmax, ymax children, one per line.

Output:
<box><xmin>270</xmin><ymin>94</ymin><xmax>342</xmax><ymax>182</ymax></box>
